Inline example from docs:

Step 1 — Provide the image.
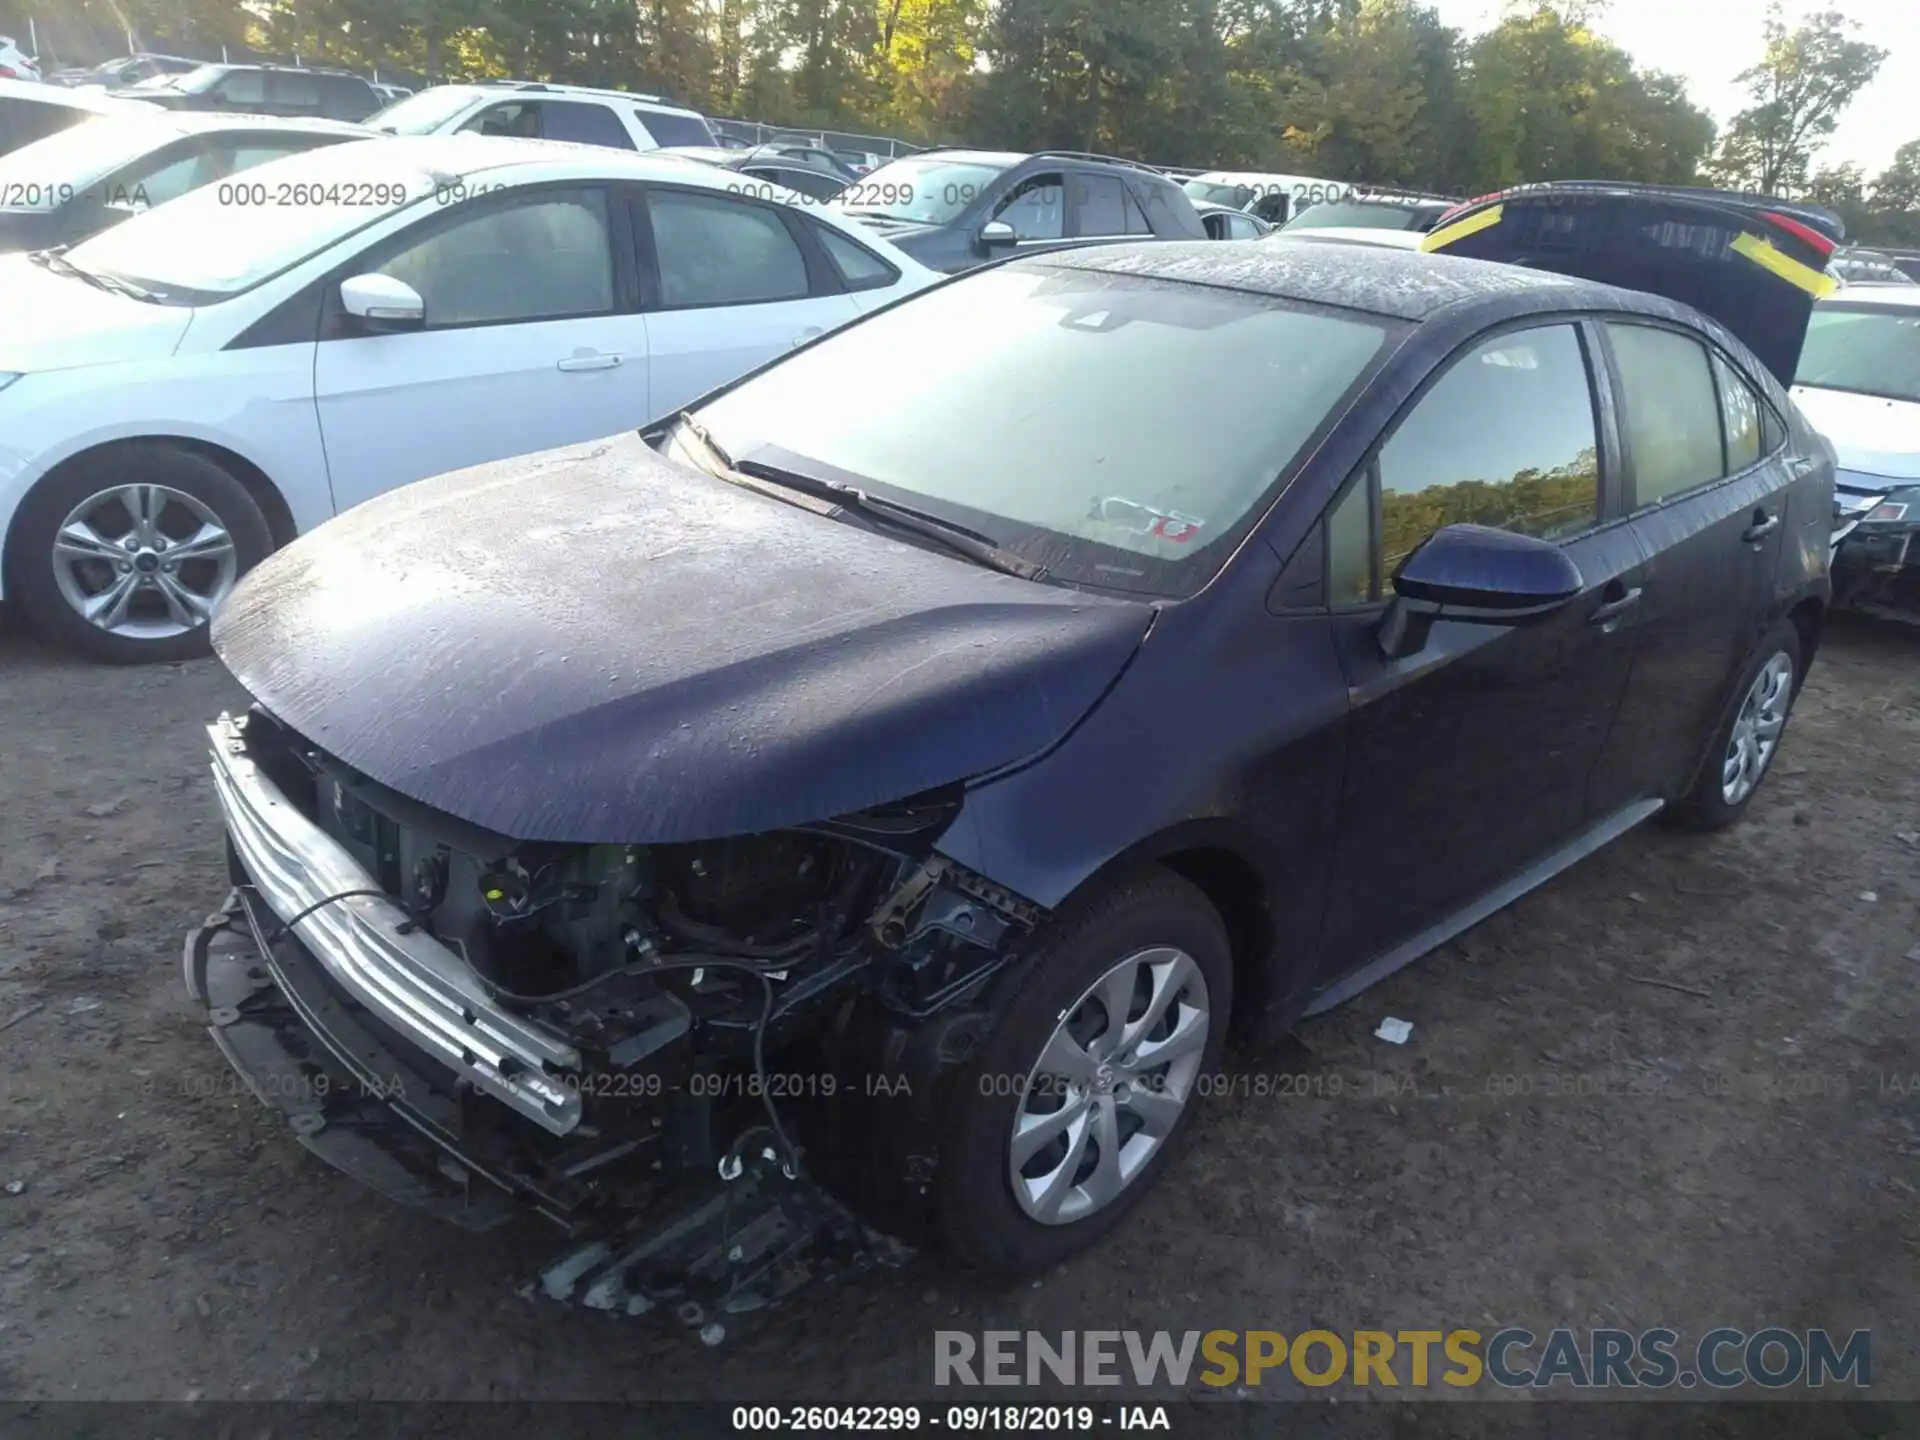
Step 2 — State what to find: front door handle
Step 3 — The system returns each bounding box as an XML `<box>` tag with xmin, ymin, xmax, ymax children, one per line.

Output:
<box><xmin>790</xmin><ymin>327</ymin><xmax>825</xmax><ymax>349</ymax></box>
<box><xmin>1588</xmin><ymin>586</ymin><xmax>1643</xmax><ymax>627</ymax></box>
<box><xmin>1743</xmin><ymin>511</ymin><xmax>1781</xmax><ymax>543</ymax></box>
<box><xmin>556</xmin><ymin>352</ymin><xmax>623</xmax><ymax>372</ymax></box>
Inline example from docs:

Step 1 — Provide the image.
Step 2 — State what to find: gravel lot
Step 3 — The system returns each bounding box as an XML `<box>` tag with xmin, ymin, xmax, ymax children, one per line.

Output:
<box><xmin>1</xmin><ymin>613</ymin><xmax>1916</xmax><ymax>1412</ymax></box>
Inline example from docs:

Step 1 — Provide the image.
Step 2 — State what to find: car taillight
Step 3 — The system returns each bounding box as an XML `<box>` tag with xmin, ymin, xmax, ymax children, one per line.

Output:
<box><xmin>1867</xmin><ymin>503</ymin><xmax>1909</xmax><ymax>523</ymax></box>
<box><xmin>1759</xmin><ymin>209</ymin><xmax>1837</xmax><ymax>260</ymax></box>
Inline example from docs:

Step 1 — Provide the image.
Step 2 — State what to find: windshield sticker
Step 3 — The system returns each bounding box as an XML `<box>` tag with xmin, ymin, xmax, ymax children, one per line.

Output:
<box><xmin>1091</xmin><ymin>497</ymin><xmax>1208</xmax><ymax>545</ymax></box>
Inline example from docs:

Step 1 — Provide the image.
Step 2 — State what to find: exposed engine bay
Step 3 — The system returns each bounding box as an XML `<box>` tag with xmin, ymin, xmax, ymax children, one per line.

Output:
<box><xmin>191</xmin><ymin>705</ymin><xmax>1043</xmax><ymax>1336</ymax></box>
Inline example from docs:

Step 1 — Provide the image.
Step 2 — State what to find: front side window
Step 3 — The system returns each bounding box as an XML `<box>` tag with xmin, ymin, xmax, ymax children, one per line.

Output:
<box><xmin>994</xmin><ymin>173</ymin><xmax>1064</xmax><ymax>240</ymax></box>
<box><xmin>1607</xmin><ymin>322</ymin><xmax>1724</xmax><ymax>507</ymax></box>
<box><xmin>692</xmin><ymin>264</ymin><xmax>1393</xmax><ymax>597</ymax></box>
<box><xmin>647</xmin><ymin>190</ymin><xmax>809</xmax><ymax>308</ymax></box>
<box><xmin>636</xmin><ymin>110</ymin><xmax>716</xmax><ymax>148</ymax></box>
<box><xmin>374</xmin><ymin>189</ymin><xmax>614</xmax><ymax>326</ymax></box>
<box><xmin>541</xmin><ymin>101</ymin><xmax>633</xmax><ymax>149</ymax></box>
<box><xmin>1378</xmin><ymin>324</ymin><xmax>1601</xmax><ymax>571</ymax></box>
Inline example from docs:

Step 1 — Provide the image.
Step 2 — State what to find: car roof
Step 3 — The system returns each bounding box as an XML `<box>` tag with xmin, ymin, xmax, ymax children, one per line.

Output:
<box><xmin>895</xmin><ymin>148</ymin><xmax>1025</xmax><ymax>167</ymax></box>
<box><xmin>1028</xmin><ymin>238</ymin><xmax>1632</xmax><ymax>323</ymax></box>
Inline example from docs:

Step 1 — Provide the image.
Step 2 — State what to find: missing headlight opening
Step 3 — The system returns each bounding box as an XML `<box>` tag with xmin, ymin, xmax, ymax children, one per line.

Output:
<box><xmin>190</xmin><ymin>705</ymin><xmax>1039</xmax><ymax>1338</ymax></box>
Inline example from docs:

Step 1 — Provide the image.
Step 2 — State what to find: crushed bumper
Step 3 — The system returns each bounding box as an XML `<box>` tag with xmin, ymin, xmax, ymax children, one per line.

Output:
<box><xmin>206</xmin><ymin>712</ymin><xmax>582</xmax><ymax>1134</ymax></box>
<box><xmin>1832</xmin><ymin>526</ymin><xmax>1920</xmax><ymax>621</ymax></box>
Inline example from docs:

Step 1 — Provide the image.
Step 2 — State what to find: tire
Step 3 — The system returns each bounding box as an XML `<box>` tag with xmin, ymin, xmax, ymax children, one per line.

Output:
<box><xmin>1665</xmin><ymin>619</ymin><xmax>1804</xmax><ymax>832</ymax></box>
<box><xmin>8</xmin><ymin>444</ymin><xmax>274</xmax><ymax>665</ymax></box>
<box><xmin>935</xmin><ymin>867</ymin><xmax>1233</xmax><ymax>1275</ymax></box>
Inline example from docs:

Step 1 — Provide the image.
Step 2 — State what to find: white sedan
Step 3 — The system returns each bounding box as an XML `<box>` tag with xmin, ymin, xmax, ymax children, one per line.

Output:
<box><xmin>0</xmin><ymin>135</ymin><xmax>937</xmax><ymax>661</ymax></box>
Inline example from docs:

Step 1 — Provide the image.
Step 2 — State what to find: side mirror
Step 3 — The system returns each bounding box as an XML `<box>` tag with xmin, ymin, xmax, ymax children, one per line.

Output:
<box><xmin>339</xmin><ymin>272</ymin><xmax>425</xmax><ymax>332</ymax></box>
<box><xmin>979</xmin><ymin>219</ymin><xmax>1017</xmax><ymax>249</ymax></box>
<box><xmin>1378</xmin><ymin>523</ymin><xmax>1583</xmax><ymax>660</ymax></box>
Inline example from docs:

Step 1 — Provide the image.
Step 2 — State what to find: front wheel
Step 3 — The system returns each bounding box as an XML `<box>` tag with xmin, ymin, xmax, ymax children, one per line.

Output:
<box><xmin>935</xmin><ymin>868</ymin><xmax>1232</xmax><ymax>1274</ymax></box>
<box><xmin>1667</xmin><ymin>619</ymin><xmax>1804</xmax><ymax>831</ymax></box>
<box><xmin>9</xmin><ymin>444</ymin><xmax>274</xmax><ymax>664</ymax></box>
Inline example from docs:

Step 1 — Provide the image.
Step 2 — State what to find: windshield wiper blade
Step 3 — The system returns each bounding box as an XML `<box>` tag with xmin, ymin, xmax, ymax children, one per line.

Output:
<box><xmin>675</xmin><ymin>411</ymin><xmax>734</xmax><ymax>472</ymax></box>
<box><xmin>27</xmin><ymin>248</ymin><xmax>159</xmax><ymax>302</ymax></box>
<box><xmin>733</xmin><ymin>459</ymin><xmax>1047</xmax><ymax>582</ymax></box>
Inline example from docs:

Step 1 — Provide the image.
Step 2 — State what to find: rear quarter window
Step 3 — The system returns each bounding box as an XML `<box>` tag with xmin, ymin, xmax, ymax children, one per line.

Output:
<box><xmin>634</xmin><ymin>109</ymin><xmax>715</xmax><ymax>148</ymax></box>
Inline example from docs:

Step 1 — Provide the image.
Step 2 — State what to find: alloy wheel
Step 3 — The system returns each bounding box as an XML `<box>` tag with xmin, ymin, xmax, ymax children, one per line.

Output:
<box><xmin>1008</xmin><ymin>945</ymin><xmax>1210</xmax><ymax>1226</ymax></box>
<box><xmin>51</xmin><ymin>484</ymin><xmax>239</xmax><ymax>641</ymax></box>
<box><xmin>1721</xmin><ymin>650</ymin><xmax>1795</xmax><ymax>806</ymax></box>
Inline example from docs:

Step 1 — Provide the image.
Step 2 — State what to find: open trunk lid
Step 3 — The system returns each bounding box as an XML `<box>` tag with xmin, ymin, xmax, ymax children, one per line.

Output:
<box><xmin>1420</xmin><ymin>182</ymin><xmax>1840</xmax><ymax>387</ymax></box>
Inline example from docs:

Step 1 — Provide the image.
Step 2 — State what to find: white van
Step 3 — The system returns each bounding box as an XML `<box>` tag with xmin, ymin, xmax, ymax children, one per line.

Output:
<box><xmin>1180</xmin><ymin>170</ymin><xmax>1352</xmax><ymax>226</ymax></box>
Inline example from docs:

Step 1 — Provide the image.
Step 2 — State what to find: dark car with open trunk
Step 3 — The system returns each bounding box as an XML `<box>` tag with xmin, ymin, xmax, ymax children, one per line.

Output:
<box><xmin>185</xmin><ymin>185</ymin><xmax>1838</xmax><ymax>1331</ymax></box>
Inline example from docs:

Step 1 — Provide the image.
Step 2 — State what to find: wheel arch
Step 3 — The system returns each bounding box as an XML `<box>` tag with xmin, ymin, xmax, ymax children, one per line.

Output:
<box><xmin>1029</xmin><ymin>820</ymin><xmax>1291</xmax><ymax>1045</ymax></box>
<box><xmin>3</xmin><ymin>434</ymin><xmax>297</xmax><ymax>593</ymax></box>
<box><xmin>1785</xmin><ymin>593</ymin><xmax>1825</xmax><ymax>679</ymax></box>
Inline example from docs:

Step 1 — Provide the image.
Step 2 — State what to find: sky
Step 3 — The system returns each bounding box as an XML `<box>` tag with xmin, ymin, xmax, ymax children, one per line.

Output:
<box><xmin>1429</xmin><ymin>0</ymin><xmax>1920</xmax><ymax>177</ymax></box>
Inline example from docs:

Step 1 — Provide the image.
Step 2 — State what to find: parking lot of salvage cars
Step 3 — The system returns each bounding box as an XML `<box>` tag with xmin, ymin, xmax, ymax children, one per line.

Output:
<box><xmin>0</xmin><ymin>618</ymin><xmax>1916</xmax><ymax>1402</ymax></box>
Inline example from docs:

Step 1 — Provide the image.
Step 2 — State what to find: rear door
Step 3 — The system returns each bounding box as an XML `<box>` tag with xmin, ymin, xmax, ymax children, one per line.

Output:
<box><xmin>629</xmin><ymin>183</ymin><xmax>859</xmax><ymax>421</ymax></box>
<box><xmin>1585</xmin><ymin>322</ymin><xmax>1796</xmax><ymax>806</ymax></box>
<box><xmin>314</xmin><ymin>182</ymin><xmax>650</xmax><ymax>514</ymax></box>
<box><xmin>1316</xmin><ymin>319</ymin><xmax>1647</xmax><ymax>975</ymax></box>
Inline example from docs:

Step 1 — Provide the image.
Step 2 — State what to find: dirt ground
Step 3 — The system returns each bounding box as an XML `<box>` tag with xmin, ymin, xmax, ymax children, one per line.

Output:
<box><xmin>0</xmin><ymin>612</ymin><xmax>1916</xmax><ymax>1415</ymax></box>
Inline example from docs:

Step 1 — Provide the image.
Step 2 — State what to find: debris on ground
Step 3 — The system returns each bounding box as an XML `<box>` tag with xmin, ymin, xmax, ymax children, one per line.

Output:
<box><xmin>3</xmin><ymin>1181</ymin><xmax>25</xmax><ymax>1196</ymax></box>
<box><xmin>1374</xmin><ymin>1017</ymin><xmax>1413</xmax><ymax>1045</ymax></box>
<box><xmin>0</xmin><ymin>1001</ymin><xmax>45</xmax><ymax>1035</ymax></box>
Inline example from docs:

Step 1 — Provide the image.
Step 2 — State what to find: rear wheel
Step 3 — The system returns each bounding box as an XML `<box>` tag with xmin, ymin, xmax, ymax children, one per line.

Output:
<box><xmin>9</xmin><ymin>444</ymin><xmax>273</xmax><ymax>664</ymax></box>
<box><xmin>1667</xmin><ymin>619</ymin><xmax>1803</xmax><ymax>831</ymax></box>
<box><xmin>934</xmin><ymin>868</ymin><xmax>1232</xmax><ymax>1275</ymax></box>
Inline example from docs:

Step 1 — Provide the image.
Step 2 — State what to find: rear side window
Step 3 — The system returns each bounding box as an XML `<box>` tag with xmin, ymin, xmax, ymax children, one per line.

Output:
<box><xmin>1713</xmin><ymin>353</ymin><xmax>1766</xmax><ymax>473</ymax></box>
<box><xmin>1607</xmin><ymin>323</ymin><xmax>1725</xmax><ymax>507</ymax></box>
<box><xmin>271</xmin><ymin>73</ymin><xmax>320</xmax><ymax>110</ymax></box>
<box><xmin>635</xmin><ymin>109</ymin><xmax>715</xmax><ymax>148</ymax></box>
<box><xmin>541</xmin><ymin>101</ymin><xmax>634</xmax><ymax>149</ymax></box>
<box><xmin>812</xmin><ymin>222</ymin><xmax>898</xmax><ymax>291</ymax></box>
<box><xmin>319</xmin><ymin>76</ymin><xmax>378</xmax><ymax>120</ymax></box>
<box><xmin>646</xmin><ymin>190</ymin><xmax>810</xmax><ymax>307</ymax></box>
<box><xmin>1377</xmin><ymin>324</ymin><xmax>1601</xmax><ymax>571</ymax></box>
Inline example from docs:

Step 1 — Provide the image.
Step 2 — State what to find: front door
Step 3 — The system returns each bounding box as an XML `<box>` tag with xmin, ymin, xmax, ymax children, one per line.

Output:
<box><xmin>314</xmin><ymin>184</ymin><xmax>650</xmax><ymax>515</ymax></box>
<box><xmin>1316</xmin><ymin>320</ymin><xmax>1646</xmax><ymax>977</ymax></box>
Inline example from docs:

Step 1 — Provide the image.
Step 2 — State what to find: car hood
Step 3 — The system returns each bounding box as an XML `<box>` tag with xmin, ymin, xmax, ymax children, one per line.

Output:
<box><xmin>211</xmin><ymin>433</ymin><xmax>1153</xmax><ymax>844</ymax></box>
<box><xmin>0</xmin><ymin>253</ymin><xmax>193</xmax><ymax>372</ymax></box>
<box><xmin>1789</xmin><ymin>385</ymin><xmax>1920</xmax><ymax>483</ymax></box>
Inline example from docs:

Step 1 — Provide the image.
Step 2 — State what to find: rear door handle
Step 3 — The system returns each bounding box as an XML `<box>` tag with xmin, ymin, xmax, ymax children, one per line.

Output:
<box><xmin>1743</xmin><ymin>511</ymin><xmax>1781</xmax><ymax>543</ymax></box>
<box><xmin>1588</xmin><ymin>586</ymin><xmax>1643</xmax><ymax>626</ymax></box>
<box><xmin>556</xmin><ymin>352</ymin><xmax>623</xmax><ymax>372</ymax></box>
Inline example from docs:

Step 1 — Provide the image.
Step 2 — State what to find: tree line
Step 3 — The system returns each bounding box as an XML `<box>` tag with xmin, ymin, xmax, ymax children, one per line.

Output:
<box><xmin>12</xmin><ymin>0</ymin><xmax>1917</xmax><ymax>243</ymax></box>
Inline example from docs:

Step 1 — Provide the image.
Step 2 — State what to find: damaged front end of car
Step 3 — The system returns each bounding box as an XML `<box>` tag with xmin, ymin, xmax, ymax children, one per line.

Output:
<box><xmin>1832</xmin><ymin>476</ymin><xmax>1920</xmax><ymax>622</ymax></box>
<box><xmin>185</xmin><ymin>704</ymin><xmax>1042</xmax><ymax>1338</ymax></box>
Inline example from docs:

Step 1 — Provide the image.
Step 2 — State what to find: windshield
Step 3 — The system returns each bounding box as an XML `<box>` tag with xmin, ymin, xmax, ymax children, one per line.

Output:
<box><xmin>365</xmin><ymin>86</ymin><xmax>481</xmax><ymax>134</ymax></box>
<box><xmin>0</xmin><ymin>117</ymin><xmax>172</xmax><ymax>210</ymax></box>
<box><xmin>1796</xmin><ymin>305</ymin><xmax>1920</xmax><ymax>404</ymax></box>
<box><xmin>129</xmin><ymin>72</ymin><xmax>185</xmax><ymax>90</ymax></box>
<box><xmin>693</xmin><ymin>264</ymin><xmax>1392</xmax><ymax>596</ymax></box>
<box><xmin>1283</xmin><ymin>200</ymin><xmax>1424</xmax><ymax>231</ymax></box>
<box><xmin>832</xmin><ymin>155</ymin><xmax>1007</xmax><ymax>224</ymax></box>
<box><xmin>65</xmin><ymin>141</ymin><xmax>436</xmax><ymax>302</ymax></box>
